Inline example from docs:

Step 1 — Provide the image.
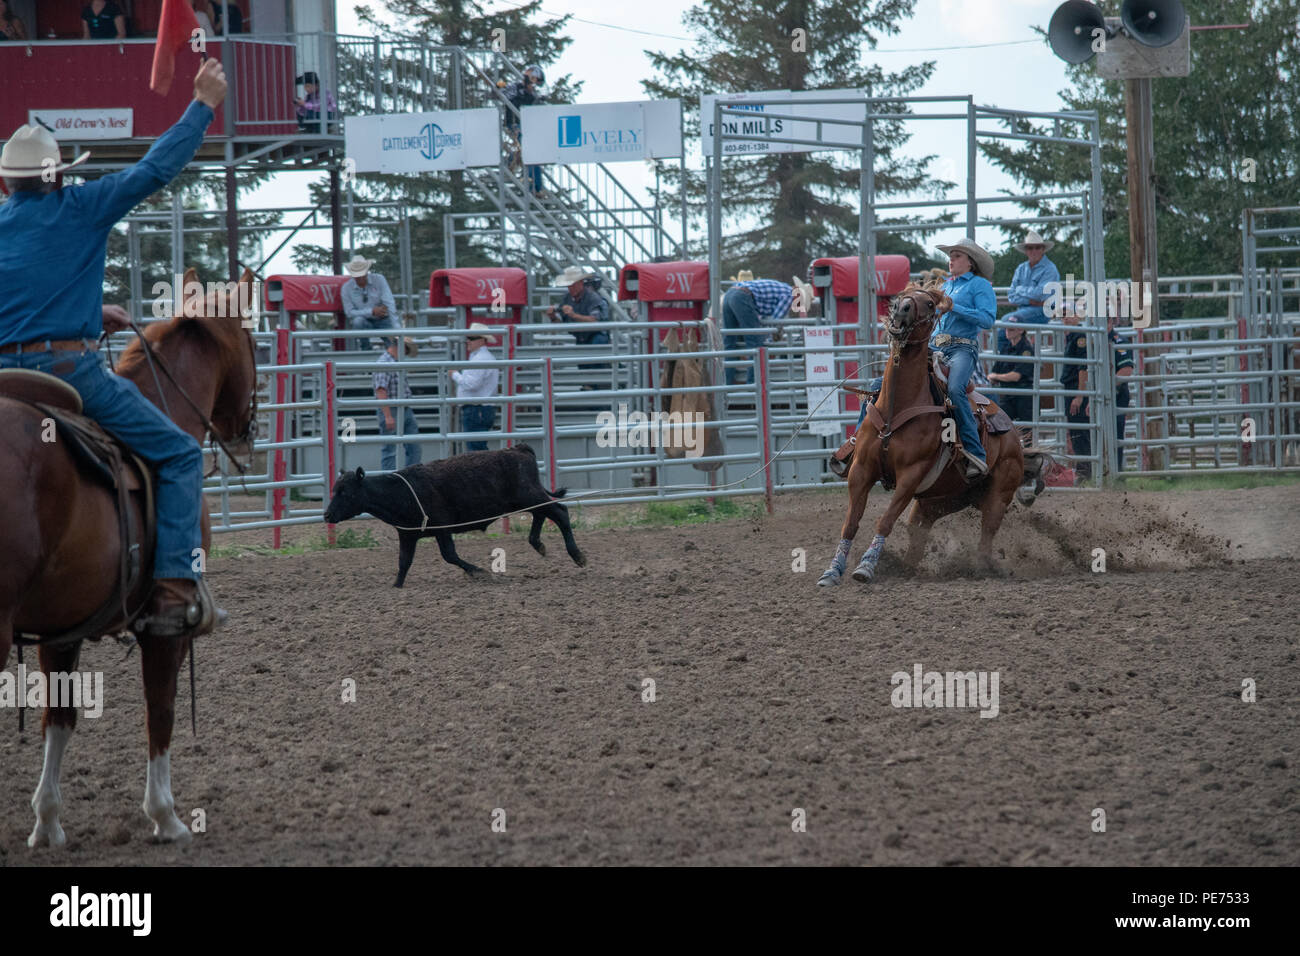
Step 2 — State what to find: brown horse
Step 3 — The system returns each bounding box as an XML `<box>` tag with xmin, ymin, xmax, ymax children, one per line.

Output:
<box><xmin>0</xmin><ymin>268</ymin><xmax>257</xmax><ymax>847</ymax></box>
<box><xmin>818</xmin><ymin>283</ymin><xmax>1032</xmax><ymax>586</ymax></box>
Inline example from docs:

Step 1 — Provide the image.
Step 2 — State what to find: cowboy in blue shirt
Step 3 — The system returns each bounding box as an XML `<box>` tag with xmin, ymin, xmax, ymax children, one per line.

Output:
<box><xmin>0</xmin><ymin>60</ymin><xmax>228</xmax><ymax>637</ymax></box>
<box><xmin>999</xmin><ymin>230</ymin><xmax>1060</xmax><ymax>349</ymax></box>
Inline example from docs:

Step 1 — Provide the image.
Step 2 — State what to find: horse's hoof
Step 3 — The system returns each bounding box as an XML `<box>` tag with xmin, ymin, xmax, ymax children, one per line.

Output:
<box><xmin>817</xmin><ymin>569</ymin><xmax>842</xmax><ymax>587</ymax></box>
<box><xmin>27</xmin><ymin>821</ymin><xmax>66</xmax><ymax>849</ymax></box>
<box><xmin>851</xmin><ymin>566</ymin><xmax>875</xmax><ymax>583</ymax></box>
<box><xmin>150</xmin><ymin>816</ymin><xmax>193</xmax><ymax>845</ymax></box>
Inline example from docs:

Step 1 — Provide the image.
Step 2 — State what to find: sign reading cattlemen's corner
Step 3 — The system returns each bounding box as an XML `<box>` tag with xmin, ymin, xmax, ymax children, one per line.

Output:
<box><xmin>28</xmin><ymin>109</ymin><xmax>133</xmax><ymax>141</ymax></box>
<box><xmin>346</xmin><ymin>108</ymin><xmax>499</xmax><ymax>173</ymax></box>
<box><xmin>521</xmin><ymin>100</ymin><xmax>682</xmax><ymax>166</ymax></box>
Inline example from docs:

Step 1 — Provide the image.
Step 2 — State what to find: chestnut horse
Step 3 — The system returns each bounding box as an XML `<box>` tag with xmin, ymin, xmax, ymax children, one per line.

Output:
<box><xmin>818</xmin><ymin>283</ymin><xmax>1027</xmax><ymax>586</ymax></box>
<box><xmin>0</xmin><ymin>268</ymin><xmax>257</xmax><ymax>847</ymax></box>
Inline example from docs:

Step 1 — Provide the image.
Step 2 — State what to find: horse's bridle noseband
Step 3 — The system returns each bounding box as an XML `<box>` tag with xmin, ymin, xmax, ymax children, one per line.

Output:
<box><xmin>886</xmin><ymin>289</ymin><xmax>941</xmax><ymax>353</ymax></box>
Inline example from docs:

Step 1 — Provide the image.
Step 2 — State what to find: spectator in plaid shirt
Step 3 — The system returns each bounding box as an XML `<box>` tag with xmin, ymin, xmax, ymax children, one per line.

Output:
<box><xmin>374</xmin><ymin>338</ymin><xmax>422</xmax><ymax>471</ymax></box>
<box><xmin>721</xmin><ymin>271</ymin><xmax>813</xmax><ymax>385</ymax></box>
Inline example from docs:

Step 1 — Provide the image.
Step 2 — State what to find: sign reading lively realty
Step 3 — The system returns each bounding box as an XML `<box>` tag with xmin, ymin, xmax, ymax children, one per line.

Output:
<box><xmin>521</xmin><ymin>100</ymin><xmax>682</xmax><ymax>165</ymax></box>
<box><xmin>700</xmin><ymin>89</ymin><xmax>867</xmax><ymax>156</ymax></box>
<box><xmin>346</xmin><ymin>109</ymin><xmax>499</xmax><ymax>173</ymax></box>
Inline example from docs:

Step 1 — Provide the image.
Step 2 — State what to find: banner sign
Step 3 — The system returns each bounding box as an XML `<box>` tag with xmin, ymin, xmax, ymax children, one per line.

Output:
<box><xmin>521</xmin><ymin>99</ymin><xmax>682</xmax><ymax>165</ymax></box>
<box><xmin>345</xmin><ymin>109</ymin><xmax>499</xmax><ymax>173</ymax></box>
<box><xmin>29</xmin><ymin>108</ymin><xmax>133</xmax><ymax>140</ymax></box>
<box><xmin>700</xmin><ymin>89</ymin><xmax>867</xmax><ymax>156</ymax></box>
<box><xmin>803</xmin><ymin>326</ymin><xmax>841</xmax><ymax>436</ymax></box>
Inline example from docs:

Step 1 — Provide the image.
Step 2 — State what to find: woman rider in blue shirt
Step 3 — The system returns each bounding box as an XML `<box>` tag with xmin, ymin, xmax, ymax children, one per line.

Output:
<box><xmin>830</xmin><ymin>238</ymin><xmax>997</xmax><ymax>480</ymax></box>
<box><xmin>932</xmin><ymin>237</ymin><xmax>997</xmax><ymax>477</ymax></box>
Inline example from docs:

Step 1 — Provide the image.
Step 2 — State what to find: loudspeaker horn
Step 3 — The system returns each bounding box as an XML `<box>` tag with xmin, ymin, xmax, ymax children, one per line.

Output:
<box><xmin>1048</xmin><ymin>1</ymin><xmax>1109</xmax><ymax>64</ymax></box>
<box><xmin>1120</xmin><ymin>0</ymin><xmax>1187</xmax><ymax>48</ymax></box>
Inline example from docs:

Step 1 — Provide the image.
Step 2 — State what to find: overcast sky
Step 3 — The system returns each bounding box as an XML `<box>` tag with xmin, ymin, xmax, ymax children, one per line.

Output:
<box><xmin>249</xmin><ymin>0</ymin><xmax>1077</xmax><ymax>274</ymax></box>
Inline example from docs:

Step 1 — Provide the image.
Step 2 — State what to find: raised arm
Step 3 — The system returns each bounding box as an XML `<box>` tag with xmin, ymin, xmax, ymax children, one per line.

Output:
<box><xmin>73</xmin><ymin>60</ymin><xmax>226</xmax><ymax>230</ymax></box>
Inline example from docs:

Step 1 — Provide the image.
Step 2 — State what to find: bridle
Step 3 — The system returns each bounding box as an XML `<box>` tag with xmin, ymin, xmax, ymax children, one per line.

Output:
<box><xmin>115</xmin><ymin>319</ymin><xmax>260</xmax><ymax>477</ymax></box>
<box><xmin>876</xmin><ymin>287</ymin><xmax>944</xmax><ymax>453</ymax></box>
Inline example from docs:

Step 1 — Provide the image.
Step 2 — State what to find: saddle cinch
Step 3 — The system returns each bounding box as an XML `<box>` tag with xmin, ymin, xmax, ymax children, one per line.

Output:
<box><xmin>830</xmin><ymin>353</ymin><xmax>1015</xmax><ymax>482</ymax></box>
<box><xmin>0</xmin><ymin>369</ymin><xmax>156</xmax><ymax>647</ymax></box>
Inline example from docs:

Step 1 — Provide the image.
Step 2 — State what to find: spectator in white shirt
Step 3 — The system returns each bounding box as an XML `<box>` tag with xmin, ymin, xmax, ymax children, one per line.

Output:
<box><xmin>450</xmin><ymin>323</ymin><xmax>500</xmax><ymax>451</ymax></box>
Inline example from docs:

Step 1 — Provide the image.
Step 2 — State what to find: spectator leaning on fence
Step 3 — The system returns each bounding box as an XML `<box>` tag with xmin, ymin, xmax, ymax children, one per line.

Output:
<box><xmin>1109</xmin><ymin>313</ymin><xmax>1136</xmax><ymax>471</ymax></box>
<box><xmin>1000</xmin><ymin>230</ymin><xmax>1060</xmax><ymax>349</ymax></box>
<box><xmin>451</xmin><ymin>323</ymin><xmax>501</xmax><ymax>452</ymax></box>
<box><xmin>1060</xmin><ymin>304</ymin><xmax>1092</xmax><ymax>483</ymax></box>
<box><xmin>341</xmin><ymin>255</ymin><xmax>399</xmax><ymax>351</ymax></box>
<box><xmin>721</xmin><ymin>270</ymin><xmax>814</xmax><ymax>386</ymax></box>
<box><xmin>374</xmin><ymin>337</ymin><xmax>422</xmax><ymax>472</ymax></box>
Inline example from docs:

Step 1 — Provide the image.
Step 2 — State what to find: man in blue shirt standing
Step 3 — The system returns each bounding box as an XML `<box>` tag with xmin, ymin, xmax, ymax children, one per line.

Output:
<box><xmin>932</xmin><ymin>237</ymin><xmax>998</xmax><ymax>478</ymax></box>
<box><xmin>0</xmin><ymin>59</ymin><xmax>228</xmax><ymax>638</ymax></box>
<box><xmin>999</xmin><ymin>230</ymin><xmax>1059</xmax><ymax>349</ymax></box>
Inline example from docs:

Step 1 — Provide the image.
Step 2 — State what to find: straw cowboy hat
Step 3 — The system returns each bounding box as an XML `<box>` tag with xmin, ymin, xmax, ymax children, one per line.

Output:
<box><xmin>730</xmin><ymin>269</ymin><xmax>755</xmax><ymax>282</ymax></box>
<box><xmin>467</xmin><ymin>322</ymin><xmax>499</xmax><ymax>345</ymax></box>
<box><xmin>0</xmin><ymin>123</ymin><xmax>90</xmax><ymax>178</ymax></box>
<box><xmin>344</xmin><ymin>255</ymin><xmax>373</xmax><ymax>277</ymax></box>
<box><xmin>382</xmin><ymin>336</ymin><xmax>419</xmax><ymax>357</ymax></box>
<box><xmin>1014</xmin><ymin>230</ymin><xmax>1055</xmax><ymax>254</ymax></box>
<box><xmin>791</xmin><ymin>275</ymin><xmax>815</xmax><ymax>313</ymax></box>
<box><xmin>555</xmin><ymin>265</ymin><xmax>589</xmax><ymax>286</ymax></box>
<box><xmin>936</xmin><ymin>237</ymin><xmax>994</xmax><ymax>280</ymax></box>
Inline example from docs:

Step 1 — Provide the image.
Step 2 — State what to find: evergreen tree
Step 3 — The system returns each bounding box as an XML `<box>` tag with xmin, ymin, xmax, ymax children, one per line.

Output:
<box><xmin>642</xmin><ymin>0</ymin><xmax>949</xmax><ymax>281</ymax></box>
<box><xmin>980</xmin><ymin>0</ymin><xmax>1300</xmax><ymax>311</ymax></box>
<box><xmin>294</xmin><ymin>1</ymin><xmax>581</xmax><ymax>300</ymax></box>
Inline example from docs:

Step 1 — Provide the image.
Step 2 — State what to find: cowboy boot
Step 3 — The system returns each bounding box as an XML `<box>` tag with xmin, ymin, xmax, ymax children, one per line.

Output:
<box><xmin>828</xmin><ymin>435</ymin><xmax>856</xmax><ymax>477</ymax></box>
<box><xmin>139</xmin><ymin>578</ymin><xmax>226</xmax><ymax>638</ymax></box>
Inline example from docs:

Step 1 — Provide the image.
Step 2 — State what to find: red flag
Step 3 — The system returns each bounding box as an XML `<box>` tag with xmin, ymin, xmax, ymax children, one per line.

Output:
<box><xmin>150</xmin><ymin>0</ymin><xmax>202</xmax><ymax>95</ymax></box>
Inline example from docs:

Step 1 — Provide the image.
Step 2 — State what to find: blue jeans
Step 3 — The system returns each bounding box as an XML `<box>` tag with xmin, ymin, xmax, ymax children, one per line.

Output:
<box><xmin>377</xmin><ymin>407</ymin><xmax>421</xmax><ymax>471</ymax></box>
<box><xmin>722</xmin><ymin>286</ymin><xmax>765</xmax><ymax>385</ymax></box>
<box><xmin>350</xmin><ymin>313</ymin><xmax>401</xmax><ymax>352</ymax></box>
<box><xmin>998</xmin><ymin>307</ymin><xmax>1050</xmax><ymax>348</ymax></box>
<box><xmin>462</xmin><ymin>404</ymin><xmax>495</xmax><ymax>451</ymax></box>
<box><xmin>1</xmin><ymin>348</ymin><xmax>204</xmax><ymax>581</ymax></box>
<box><xmin>938</xmin><ymin>345</ymin><xmax>985</xmax><ymax>461</ymax></box>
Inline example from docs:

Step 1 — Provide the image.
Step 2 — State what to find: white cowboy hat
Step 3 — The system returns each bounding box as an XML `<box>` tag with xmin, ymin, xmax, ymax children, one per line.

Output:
<box><xmin>466</xmin><ymin>322</ymin><xmax>499</xmax><ymax>345</ymax></box>
<box><xmin>0</xmin><ymin>123</ymin><xmax>90</xmax><ymax>178</ymax></box>
<box><xmin>344</xmin><ymin>255</ymin><xmax>373</xmax><ymax>277</ymax></box>
<box><xmin>555</xmin><ymin>265</ymin><xmax>589</xmax><ymax>286</ymax></box>
<box><xmin>791</xmin><ymin>275</ymin><xmax>815</xmax><ymax>314</ymax></box>
<box><xmin>1014</xmin><ymin>230</ymin><xmax>1055</xmax><ymax>254</ymax></box>
<box><xmin>730</xmin><ymin>269</ymin><xmax>755</xmax><ymax>282</ymax></box>
<box><xmin>936</xmin><ymin>237</ymin><xmax>995</xmax><ymax>280</ymax></box>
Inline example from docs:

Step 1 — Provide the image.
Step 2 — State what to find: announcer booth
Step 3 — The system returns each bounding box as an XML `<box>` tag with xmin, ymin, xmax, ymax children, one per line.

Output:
<box><xmin>617</xmin><ymin>260</ymin><xmax>711</xmax><ymax>351</ymax></box>
<box><xmin>810</xmin><ymin>254</ymin><xmax>911</xmax><ymax>437</ymax></box>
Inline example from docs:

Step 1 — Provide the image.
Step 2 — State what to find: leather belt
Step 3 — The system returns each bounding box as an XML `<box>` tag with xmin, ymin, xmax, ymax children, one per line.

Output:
<box><xmin>0</xmin><ymin>338</ymin><xmax>98</xmax><ymax>355</ymax></box>
<box><xmin>931</xmin><ymin>334</ymin><xmax>977</xmax><ymax>348</ymax></box>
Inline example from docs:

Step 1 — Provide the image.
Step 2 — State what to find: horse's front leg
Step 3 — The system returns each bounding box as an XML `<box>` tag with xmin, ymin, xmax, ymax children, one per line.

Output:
<box><xmin>818</xmin><ymin>450</ymin><xmax>878</xmax><ymax>587</ymax></box>
<box><xmin>139</xmin><ymin>634</ymin><xmax>193</xmax><ymax>844</ymax></box>
<box><xmin>852</xmin><ymin>466</ymin><xmax>928</xmax><ymax>583</ymax></box>
<box><xmin>28</xmin><ymin>643</ymin><xmax>82</xmax><ymax>848</ymax></box>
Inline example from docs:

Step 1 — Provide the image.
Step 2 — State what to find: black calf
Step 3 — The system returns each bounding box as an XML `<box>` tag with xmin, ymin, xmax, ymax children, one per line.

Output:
<box><xmin>324</xmin><ymin>444</ymin><xmax>587</xmax><ymax>587</ymax></box>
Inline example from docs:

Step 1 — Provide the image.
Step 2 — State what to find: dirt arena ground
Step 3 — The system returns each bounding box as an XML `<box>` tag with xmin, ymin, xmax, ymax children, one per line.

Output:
<box><xmin>3</xmin><ymin>484</ymin><xmax>1297</xmax><ymax>866</ymax></box>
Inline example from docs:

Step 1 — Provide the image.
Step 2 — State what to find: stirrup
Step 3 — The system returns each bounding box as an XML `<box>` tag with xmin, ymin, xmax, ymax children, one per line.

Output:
<box><xmin>135</xmin><ymin>579</ymin><xmax>223</xmax><ymax>639</ymax></box>
<box><xmin>828</xmin><ymin>436</ymin><xmax>856</xmax><ymax>478</ymax></box>
<box><xmin>961</xmin><ymin>449</ymin><xmax>989</xmax><ymax>479</ymax></box>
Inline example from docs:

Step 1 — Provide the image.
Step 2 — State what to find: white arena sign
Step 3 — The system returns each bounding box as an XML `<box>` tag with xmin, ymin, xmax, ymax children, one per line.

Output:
<box><xmin>521</xmin><ymin>99</ymin><xmax>682</xmax><ymax>165</ymax></box>
<box><xmin>346</xmin><ymin>109</ymin><xmax>500</xmax><ymax>173</ymax></box>
<box><xmin>701</xmin><ymin>89</ymin><xmax>867</xmax><ymax>156</ymax></box>
<box><xmin>28</xmin><ymin>109</ymin><xmax>133</xmax><ymax>141</ymax></box>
